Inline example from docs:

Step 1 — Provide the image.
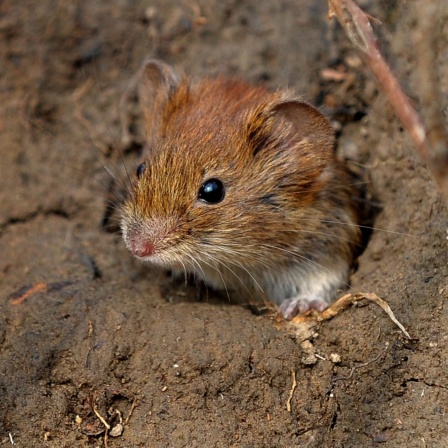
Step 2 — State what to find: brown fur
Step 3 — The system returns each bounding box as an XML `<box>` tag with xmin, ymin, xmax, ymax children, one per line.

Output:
<box><xmin>121</xmin><ymin>59</ymin><xmax>362</xmax><ymax>317</ymax></box>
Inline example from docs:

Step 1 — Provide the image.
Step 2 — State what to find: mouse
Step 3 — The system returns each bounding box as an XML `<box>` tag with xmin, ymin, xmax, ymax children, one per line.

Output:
<box><xmin>120</xmin><ymin>59</ymin><xmax>362</xmax><ymax>320</ymax></box>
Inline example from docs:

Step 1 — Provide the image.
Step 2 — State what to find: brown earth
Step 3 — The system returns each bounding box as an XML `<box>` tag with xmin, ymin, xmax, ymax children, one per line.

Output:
<box><xmin>1</xmin><ymin>0</ymin><xmax>447</xmax><ymax>447</ymax></box>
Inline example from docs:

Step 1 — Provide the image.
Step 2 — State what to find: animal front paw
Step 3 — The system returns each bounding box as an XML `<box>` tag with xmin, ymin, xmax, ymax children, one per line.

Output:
<box><xmin>278</xmin><ymin>295</ymin><xmax>330</xmax><ymax>320</ymax></box>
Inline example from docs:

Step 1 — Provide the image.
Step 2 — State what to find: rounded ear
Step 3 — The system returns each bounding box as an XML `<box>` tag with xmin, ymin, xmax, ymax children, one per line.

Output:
<box><xmin>138</xmin><ymin>59</ymin><xmax>181</xmax><ymax>143</ymax></box>
<box><xmin>270</xmin><ymin>101</ymin><xmax>335</xmax><ymax>154</ymax></box>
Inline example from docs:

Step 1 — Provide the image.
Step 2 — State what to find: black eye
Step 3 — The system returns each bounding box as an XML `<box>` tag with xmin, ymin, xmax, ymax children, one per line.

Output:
<box><xmin>136</xmin><ymin>162</ymin><xmax>146</xmax><ymax>178</ymax></box>
<box><xmin>198</xmin><ymin>178</ymin><xmax>225</xmax><ymax>204</ymax></box>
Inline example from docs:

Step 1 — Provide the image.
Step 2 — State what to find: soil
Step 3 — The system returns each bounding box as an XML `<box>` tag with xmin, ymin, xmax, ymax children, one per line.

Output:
<box><xmin>1</xmin><ymin>0</ymin><xmax>447</xmax><ymax>447</ymax></box>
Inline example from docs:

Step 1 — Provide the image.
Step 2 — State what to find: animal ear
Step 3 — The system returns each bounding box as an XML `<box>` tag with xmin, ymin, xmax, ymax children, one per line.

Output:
<box><xmin>138</xmin><ymin>59</ymin><xmax>181</xmax><ymax>143</ymax></box>
<box><xmin>270</xmin><ymin>101</ymin><xmax>335</xmax><ymax>155</ymax></box>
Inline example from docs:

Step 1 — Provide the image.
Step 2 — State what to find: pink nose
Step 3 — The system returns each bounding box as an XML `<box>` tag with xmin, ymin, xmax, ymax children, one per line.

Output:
<box><xmin>131</xmin><ymin>241</ymin><xmax>154</xmax><ymax>258</ymax></box>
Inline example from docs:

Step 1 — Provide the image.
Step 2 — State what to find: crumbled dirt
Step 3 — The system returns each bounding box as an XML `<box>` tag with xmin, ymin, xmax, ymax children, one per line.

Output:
<box><xmin>1</xmin><ymin>0</ymin><xmax>447</xmax><ymax>447</ymax></box>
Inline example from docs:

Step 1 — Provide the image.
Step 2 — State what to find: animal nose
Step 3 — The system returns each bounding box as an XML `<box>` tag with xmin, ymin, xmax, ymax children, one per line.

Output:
<box><xmin>131</xmin><ymin>241</ymin><xmax>154</xmax><ymax>258</ymax></box>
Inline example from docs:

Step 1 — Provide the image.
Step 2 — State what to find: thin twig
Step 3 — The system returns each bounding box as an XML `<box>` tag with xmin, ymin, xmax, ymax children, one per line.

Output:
<box><xmin>417</xmin><ymin>2</ymin><xmax>448</xmax><ymax>188</ymax></box>
<box><xmin>93</xmin><ymin>406</ymin><xmax>111</xmax><ymax>430</ymax></box>
<box><xmin>328</xmin><ymin>0</ymin><xmax>448</xmax><ymax>203</ymax></box>
<box><xmin>292</xmin><ymin>292</ymin><xmax>411</xmax><ymax>339</ymax></box>
<box><xmin>286</xmin><ymin>371</ymin><xmax>297</xmax><ymax>412</ymax></box>
<box><xmin>10</xmin><ymin>282</ymin><xmax>47</xmax><ymax>305</ymax></box>
<box><xmin>124</xmin><ymin>397</ymin><xmax>139</xmax><ymax>425</ymax></box>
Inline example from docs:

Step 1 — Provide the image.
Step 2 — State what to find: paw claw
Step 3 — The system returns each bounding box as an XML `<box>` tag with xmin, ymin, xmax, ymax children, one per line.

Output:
<box><xmin>279</xmin><ymin>296</ymin><xmax>330</xmax><ymax>320</ymax></box>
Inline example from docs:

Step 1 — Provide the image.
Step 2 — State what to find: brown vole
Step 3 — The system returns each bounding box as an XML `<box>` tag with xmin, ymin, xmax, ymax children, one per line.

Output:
<box><xmin>120</xmin><ymin>59</ymin><xmax>361</xmax><ymax>319</ymax></box>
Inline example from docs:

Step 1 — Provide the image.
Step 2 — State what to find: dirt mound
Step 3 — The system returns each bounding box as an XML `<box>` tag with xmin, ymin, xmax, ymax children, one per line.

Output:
<box><xmin>1</xmin><ymin>1</ymin><xmax>447</xmax><ymax>446</ymax></box>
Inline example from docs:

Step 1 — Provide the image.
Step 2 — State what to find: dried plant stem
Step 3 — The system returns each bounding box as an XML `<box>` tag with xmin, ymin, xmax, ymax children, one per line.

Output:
<box><xmin>328</xmin><ymin>0</ymin><xmax>448</xmax><ymax>203</ymax></box>
<box><xmin>417</xmin><ymin>2</ymin><xmax>448</xmax><ymax>193</ymax></box>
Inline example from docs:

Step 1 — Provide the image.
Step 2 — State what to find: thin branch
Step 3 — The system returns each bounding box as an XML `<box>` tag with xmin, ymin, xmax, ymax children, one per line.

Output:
<box><xmin>417</xmin><ymin>2</ymin><xmax>448</xmax><ymax>178</ymax></box>
<box><xmin>328</xmin><ymin>0</ymin><xmax>448</xmax><ymax>203</ymax></box>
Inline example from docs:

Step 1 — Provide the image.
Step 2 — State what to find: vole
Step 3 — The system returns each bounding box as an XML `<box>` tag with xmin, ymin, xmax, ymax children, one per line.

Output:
<box><xmin>120</xmin><ymin>59</ymin><xmax>362</xmax><ymax>320</ymax></box>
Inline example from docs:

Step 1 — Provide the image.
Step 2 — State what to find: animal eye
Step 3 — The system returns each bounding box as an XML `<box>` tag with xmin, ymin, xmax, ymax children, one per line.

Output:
<box><xmin>136</xmin><ymin>162</ymin><xmax>147</xmax><ymax>178</ymax></box>
<box><xmin>198</xmin><ymin>178</ymin><xmax>225</xmax><ymax>204</ymax></box>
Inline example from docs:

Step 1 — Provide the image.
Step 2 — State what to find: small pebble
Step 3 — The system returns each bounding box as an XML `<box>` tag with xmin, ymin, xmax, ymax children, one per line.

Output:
<box><xmin>110</xmin><ymin>424</ymin><xmax>124</xmax><ymax>438</ymax></box>
<box><xmin>329</xmin><ymin>353</ymin><xmax>341</xmax><ymax>363</ymax></box>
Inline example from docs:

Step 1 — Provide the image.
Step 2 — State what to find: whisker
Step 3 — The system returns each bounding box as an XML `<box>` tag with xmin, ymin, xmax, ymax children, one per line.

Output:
<box><xmin>188</xmin><ymin>253</ymin><xmax>231</xmax><ymax>302</ymax></box>
<box><xmin>304</xmin><ymin>180</ymin><xmax>370</xmax><ymax>194</ymax></box>
<box><xmin>183</xmin><ymin>252</ymin><xmax>205</xmax><ymax>281</ymax></box>
<box><xmin>204</xmin><ymin>244</ymin><xmax>275</xmax><ymax>270</ymax></box>
<box><xmin>295</xmin><ymin>218</ymin><xmax>418</xmax><ymax>238</ymax></box>
<box><xmin>275</xmin><ymin>228</ymin><xmax>364</xmax><ymax>249</ymax></box>
<box><xmin>204</xmin><ymin>252</ymin><xmax>257</xmax><ymax>298</ymax></box>
<box><xmin>205</xmin><ymin>247</ymin><xmax>264</xmax><ymax>292</ymax></box>
<box><xmin>175</xmin><ymin>255</ymin><xmax>188</xmax><ymax>286</ymax></box>
<box><xmin>204</xmin><ymin>247</ymin><xmax>265</xmax><ymax>292</ymax></box>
